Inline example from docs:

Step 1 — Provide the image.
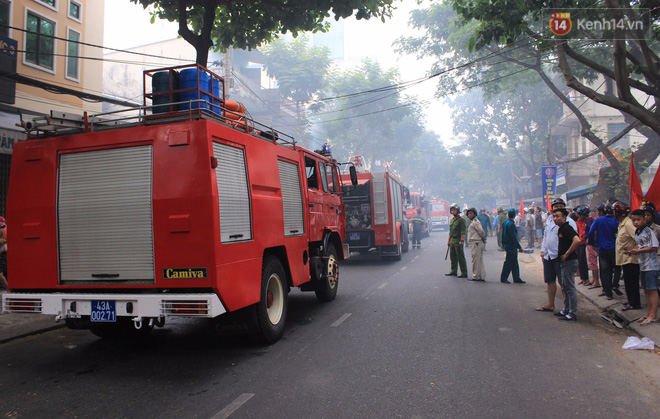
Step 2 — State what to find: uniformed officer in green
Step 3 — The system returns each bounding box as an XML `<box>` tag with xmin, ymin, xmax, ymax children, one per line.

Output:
<box><xmin>446</xmin><ymin>203</ymin><xmax>468</xmax><ymax>278</ymax></box>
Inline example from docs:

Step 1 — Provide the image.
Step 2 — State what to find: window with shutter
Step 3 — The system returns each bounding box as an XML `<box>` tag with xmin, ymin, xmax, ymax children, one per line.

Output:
<box><xmin>278</xmin><ymin>160</ymin><xmax>304</xmax><ymax>237</ymax></box>
<box><xmin>213</xmin><ymin>142</ymin><xmax>252</xmax><ymax>243</ymax></box>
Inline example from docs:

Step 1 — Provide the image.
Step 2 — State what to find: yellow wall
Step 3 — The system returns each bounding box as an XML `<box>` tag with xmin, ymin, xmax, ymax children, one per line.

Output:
<box><xmin>9</xmin><ymin>0</ymin><xmax>104</xmax><ymax>115</ymax></box>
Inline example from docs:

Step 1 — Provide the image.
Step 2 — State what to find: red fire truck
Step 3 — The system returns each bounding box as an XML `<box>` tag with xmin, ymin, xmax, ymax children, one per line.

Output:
<box><xmin>1</xmin><ymin>64</ymin><xmax>356</xmax><ymax>343</ymax></box>
<box><xmin>429</xmin><ymin>199</ymin><xmax>450</xmax><ymax>231</ymax></box>
<box><xmin>404</xmin><ymin>192</ymin><xmax>431</xmax><ymax>237</ymax></box>
<box><xmin>340</xmin><ymin>170</ymin><xmax>409</xmax><ymax>259</ymax></box>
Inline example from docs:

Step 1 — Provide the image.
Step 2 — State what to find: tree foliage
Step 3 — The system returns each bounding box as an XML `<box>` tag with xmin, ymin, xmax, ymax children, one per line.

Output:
<box><xmin>131</xmin><ymin>0</ymin><xmax>395</xmax><ymax>66</ymax></box>
<box><xmin>262</xmin><ymin>36</ymin><xmax>331</xmax><ymax>104</ymax></box>
<box><xmin>261</xmin><ymin>36</ymin><xmax>332</xmax><ymax>146</ymax></box>
<box><xmin>320</xmin><ymin>59</ymin><xmax>412</xmax><ymax>162</ymax></box>
<box><xmin>446</xmin><ymin>0</ymin><xmax>660</xmax><ymax>204</ymax></box>
<box><xmin>398</xmin><ymin>0</ymin><xmax>660</xmax><ymax>204</ymax></box>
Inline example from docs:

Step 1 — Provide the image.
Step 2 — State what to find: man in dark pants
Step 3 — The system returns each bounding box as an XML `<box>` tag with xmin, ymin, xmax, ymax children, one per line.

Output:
<box><xmin>500</xmin><ymin>208</ymin><xmax>525</xmax><ymax>284</ymax></box>
<box><xmin>613</xmin><ymin>201</ymin><xmax>641</xmax><ymax>311</ymax></box>
<box><xmin>588</xmin><ymin>202</ymin><xmax>621</xmax><ymax>300</ymax></box>
<box><xmin>411</xmin><ymin>208</ymin><xmax>425</xmax><ymax>249</ymax></box>
<box><xmin>553</xmin><ymin>208</ymin><xmax>582</xmax><ymax>321</ymax></box>
<box><xmin>446</xmin><ymin>203</ymin><xmax>468</xmax><ymax>278</ymax></box>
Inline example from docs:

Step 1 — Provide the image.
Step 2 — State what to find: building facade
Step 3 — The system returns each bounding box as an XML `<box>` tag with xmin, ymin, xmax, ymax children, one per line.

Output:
<box><xmin>550</xmin><ymin>78</ymin><xmax>657</xmax><ymax>204</ymax></box>
<box><xmin>0</xmin><ymin>0</ymin><xmax>104</xmax><ymax>214</ymax></box>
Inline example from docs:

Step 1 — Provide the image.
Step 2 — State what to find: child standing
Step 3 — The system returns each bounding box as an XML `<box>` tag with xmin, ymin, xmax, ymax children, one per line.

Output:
<box><xmin>628</xmin><ymin>209</ymin><xmax>659</xmax><ymax>325</ymax></box>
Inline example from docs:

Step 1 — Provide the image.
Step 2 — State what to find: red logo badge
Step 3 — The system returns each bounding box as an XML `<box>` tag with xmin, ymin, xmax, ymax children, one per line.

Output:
<box><xmin>549</xmin><ymin>12</ymin><xmax>572</xmax><ymax>36</ymax></box>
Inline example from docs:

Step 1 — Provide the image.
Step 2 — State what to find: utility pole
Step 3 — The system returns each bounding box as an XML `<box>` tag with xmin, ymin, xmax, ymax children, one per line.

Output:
<box><xmin>224</xmin><ymin>49</ymin><xmax>232</xmax><ymax>100</ymax></box>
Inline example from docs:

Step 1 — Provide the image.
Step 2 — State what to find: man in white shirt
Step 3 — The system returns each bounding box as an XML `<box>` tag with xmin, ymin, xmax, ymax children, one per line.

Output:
<box><xmin>537</xmin><ymin>198</ymin><xmax>577</xmax><ymax>312</ymax></box>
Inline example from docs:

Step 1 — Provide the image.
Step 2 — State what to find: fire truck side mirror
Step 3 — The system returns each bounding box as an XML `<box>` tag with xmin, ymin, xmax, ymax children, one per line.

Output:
<box><xmin>349</xmin><ymin>165</ymin><xmax>358</xmax><ymax>186</ymax></box>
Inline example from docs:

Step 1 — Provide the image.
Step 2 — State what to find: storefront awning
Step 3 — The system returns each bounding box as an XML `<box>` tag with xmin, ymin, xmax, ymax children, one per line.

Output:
<box><xmin>0</xmin><ymin>110</ymin><xmax>27</xmax><ymax>154</ymax></box>
<box><xmin>566</xmin><ymin>183</ymin><xmax>597</xmax><ymax>200</ymax></box>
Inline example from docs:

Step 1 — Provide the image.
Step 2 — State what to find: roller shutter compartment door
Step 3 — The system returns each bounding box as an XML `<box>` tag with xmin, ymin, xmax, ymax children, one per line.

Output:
<box><xmin>278</xmin><ymin>160</ymin><xmax>304</xmax><ymax>237</ymax></box>
<box><xmin>58</xmin><ymin>146</ymin><xmax>154</xmax><ymax>283</ymax></box>
<box><xmin>373</xmin><ymin>172</ymin><xmax>388</xmax><ymax>225</ymax></box>
<box><xmin>213</xmin><ymin>142</ymin><xmax>252</xmax><ymax>243</ymax></box>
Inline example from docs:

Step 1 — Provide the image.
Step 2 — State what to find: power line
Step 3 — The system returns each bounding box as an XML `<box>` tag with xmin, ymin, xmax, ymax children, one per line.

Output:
<box><xmin>1</xmin><ymin>24</ymin><xmax>194</xmax><ymax>63</ymax></box>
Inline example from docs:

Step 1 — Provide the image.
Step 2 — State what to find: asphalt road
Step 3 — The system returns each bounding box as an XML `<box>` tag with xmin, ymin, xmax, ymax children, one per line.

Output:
<box><xmin>1</xmin><ymin>233</ymin><xmax>660</xmax><ymax>418</ymax></box>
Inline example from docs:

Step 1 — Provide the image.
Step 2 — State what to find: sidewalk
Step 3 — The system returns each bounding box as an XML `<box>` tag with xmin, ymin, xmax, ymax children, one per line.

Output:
<box><xmin>520</xmin><ymin>250</ymin><xmax>660</xmax><ymax>349</ymax></box>
<box><xmin>0</xmin><ymin>289</ymin><xmax>65</xmax><ymax>344</ymax></box>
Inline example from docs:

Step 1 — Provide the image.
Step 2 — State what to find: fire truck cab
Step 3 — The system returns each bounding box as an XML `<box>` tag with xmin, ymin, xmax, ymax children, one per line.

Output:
<box><xmin>429</xmin><ymin>199</ymin><xmax>450</xmax><ymax>232</ymax></box>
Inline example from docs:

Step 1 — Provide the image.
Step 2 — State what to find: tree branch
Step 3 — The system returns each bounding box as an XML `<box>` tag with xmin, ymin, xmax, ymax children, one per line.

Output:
<box><xmin>487</xmin><ymin>44</ymin><xmax>622</xmax><ymax>169</ymax></box>
<box><xmin>555</xmin><ymin>40</ymin><xmax>660</xmax><ymax>138</ymax></box>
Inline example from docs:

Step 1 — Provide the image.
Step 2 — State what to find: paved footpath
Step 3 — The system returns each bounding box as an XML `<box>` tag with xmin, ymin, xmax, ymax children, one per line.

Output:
<box><xmin>518</xmin><ymin>250</ymin><xmax>660</xmax><ymax>350</ymax></box>
<box><xmin>2</xmin><ymin>253</ymin><xmax>660</xmax><ymax>348</ymax></box>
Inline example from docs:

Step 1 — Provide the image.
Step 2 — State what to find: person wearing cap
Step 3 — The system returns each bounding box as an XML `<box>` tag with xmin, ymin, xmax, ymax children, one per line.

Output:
<box><xmin>462</xmin><ymin>209</ymin><xmax>472</xmax><ymax>248</ymax></box>
<box><xmin>588</xmin><ymin>202</ymin><xmax>622</xmax><ymax>300</ymax></box>
<box><xmin>467</xmin><ymin>208</ymin><xmax>487</xmax><ymax>281</ymax></box>
<box><xmin>446</xmin><ymin>204</ymin><xmax>468</xmax><ymax>278</ymax></box>
<box><xmin>500</xmin><ymin>208</ymin><xmax>525</xmax><ymax>284</ymax></box>
<box><xmin>627</xmin><ymin>209</ymin><xmax>659</xmax><ymax>325</ymax></box>
<box><xmin>537</xmin><ymin>198</ymin><xmax>576</xmax><ymax>311</ymax></box>
<box><xmin>641</xmin><ymin>202</ymin><xmax>660</xmax><ymax>250</ymax></box>
<box><xmin>477</xmin><ymin>209</ymin><xmax>491</xmax><ymax>248</ymax></box>
<box><xmin>411</xmin><ymin>208</ymin><xmax>425</xmax><ymax>250</ymax></box>
<box><xmin>552</xmin><ymin>208</ymin><xmax>582</xmax><ymax>321</ymax></box>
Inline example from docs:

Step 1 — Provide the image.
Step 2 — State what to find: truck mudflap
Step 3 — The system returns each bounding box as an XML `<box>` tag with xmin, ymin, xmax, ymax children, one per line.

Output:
<box><xmin>342</xmin><ymin>243</ymin><xmax>350</xmax><ymax>259</ymax></box>
<box><xmin>1</xmin><ymin>293</ymin><xmax>226</xmax><ymax>320</ymax></box>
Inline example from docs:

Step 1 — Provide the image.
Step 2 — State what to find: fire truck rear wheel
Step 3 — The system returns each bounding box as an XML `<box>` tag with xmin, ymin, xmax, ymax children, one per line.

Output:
<box><xmin>253</xmin><ymin>255</ymin><xmax>288</xmax><ymax>344</ymax></box>
<box><xmin>315</xmin><ymin>243</ymin><xmax>339</xmax><ymax>302</ymax></box>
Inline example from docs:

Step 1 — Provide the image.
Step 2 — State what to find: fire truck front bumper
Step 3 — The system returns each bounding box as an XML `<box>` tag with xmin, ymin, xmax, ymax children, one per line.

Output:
<box><xmin>1</xmin><ymin>293</ymin><xmax>227</xmax><ymax>321</ymax></box>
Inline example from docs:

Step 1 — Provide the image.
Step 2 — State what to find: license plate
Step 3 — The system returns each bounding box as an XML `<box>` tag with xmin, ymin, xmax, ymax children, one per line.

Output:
<box><xmin>350</xmin><ymin>232</ymin><xmax>360</xmax><ymax>240</ymax></box>
<box><xmin>91</xmin><ymin>300</ymin><xmax>116</xmax><ymax>322</ymax></box>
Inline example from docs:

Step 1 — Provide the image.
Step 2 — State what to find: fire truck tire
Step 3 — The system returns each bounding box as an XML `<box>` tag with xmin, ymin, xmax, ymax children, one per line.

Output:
<box><xmin>89</xmin><ymin>318</ymin><xmax>153</xmax><ymax>339</ymax></box>
<box><xmin>315</xmin><ymin>243</ymin><xmax>339</xmax><ymax>302</ymax></box>
<box><xmin>402</xmin><ymin>230</ymin><xmax>409</xmax><ymax>253</ymax></box>
<box><xmin>253</xmin><ymin>256</ymin><xmax>288</xmax><ymax>344</ymax></box>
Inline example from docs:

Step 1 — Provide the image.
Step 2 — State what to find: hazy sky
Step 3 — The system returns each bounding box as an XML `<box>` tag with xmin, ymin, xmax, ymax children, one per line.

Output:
<box><xmin>103</xmin><ymin>0</ymin><xmax>452</xmax><ymax>141</ymax></box>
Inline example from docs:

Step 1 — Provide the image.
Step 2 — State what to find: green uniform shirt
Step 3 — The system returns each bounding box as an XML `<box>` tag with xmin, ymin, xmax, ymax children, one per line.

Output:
<box><xmin>497</xmin><ymin>213</ymin><xmax>507</xmax><ymax>229</ymax></box>
<box><xmin>449</xmin><ymin>216</ymin><xmax>466</xmax><ymax>240</ymax></box>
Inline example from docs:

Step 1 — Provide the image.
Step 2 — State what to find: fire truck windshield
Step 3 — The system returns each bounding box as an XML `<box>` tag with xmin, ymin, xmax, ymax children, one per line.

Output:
<box><xmin>431</xmin><ymin>203</ymin><xmax>445</xmax><ymax>212</ymax></box>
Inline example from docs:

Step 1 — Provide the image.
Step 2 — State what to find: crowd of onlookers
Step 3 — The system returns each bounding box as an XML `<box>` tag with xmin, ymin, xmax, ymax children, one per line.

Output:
<box><xmin>453</xmin><ymin>199</ymin><xmax>659</xmax><ymax>325</ymax></box>
<box><xmin>535</xmin><ymin>199</ymin><xmax>659</xmax><ymax>325</ymax></box>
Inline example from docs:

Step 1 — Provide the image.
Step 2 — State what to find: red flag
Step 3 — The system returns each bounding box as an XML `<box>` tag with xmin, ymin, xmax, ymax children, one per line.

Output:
<box><xmin>644</xmin><ymin>159</ymin><xmax>660</xmax><ymax>207</ymax></box>
<box><xmin>546</xmin><ymin>194</ymin><xmax>551</xmax><ymax>211</ymax></box>
<box><xmin>629</xmin><ymin>152</ymin><xmax>643</xmax><ymax>210</ymax></box>
<box><xmin>519</xmin><ymin>197</ymin><xmax>525</xmax><ymax>221</ymax></box>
